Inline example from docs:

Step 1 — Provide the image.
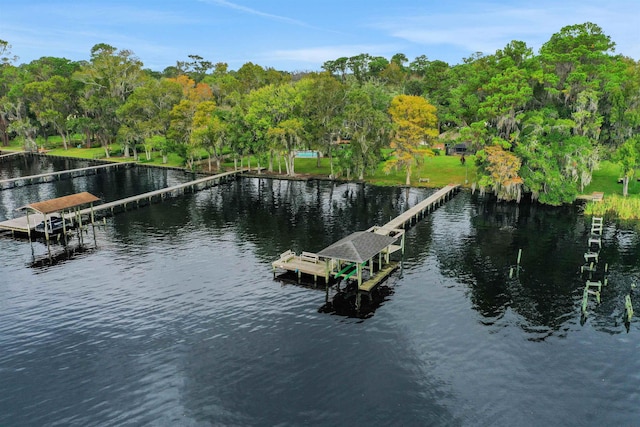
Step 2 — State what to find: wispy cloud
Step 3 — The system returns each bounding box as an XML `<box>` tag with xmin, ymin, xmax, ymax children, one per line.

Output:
<box><xmin>198</xmin><ymin>0</ymin><xmax>309</xmax><ymax>27</ymax></box>
<box><xmin>372</xmin><ymin>1</ymin><xmax>640</xmax><ymax>58</ymax></box>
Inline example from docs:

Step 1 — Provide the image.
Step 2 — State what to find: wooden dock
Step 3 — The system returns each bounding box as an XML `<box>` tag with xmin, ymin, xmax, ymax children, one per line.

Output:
<box><xmin>382</xmin><ymin>184</ymin><xmax>459</xmax><ymax>230</ymax></box>
<box><xmin>0</xmin><ymin>162</ymin><xmax>135</xmax><ymax>189</ymax></box>
<box><xmin>75</xmin><ymin>168</ymin><xmax>244</xmax><ymax>217</ymax></box>
<box><xmin>0</xmin><ymin>151</ymin><xmax>23</xmax><ymax>162</ymax></box>
<box><xmin>271</xmin><ymin>250</ymin><xmax>330</xmax><ymax>283</ymax></box>
<box><xmin>273</xmin><ymin>183</ymin><xmax>461</xmax><ymax>298</ymax></box>
<box><xmin>0</xmin><ymin>169</ymin><xmax>246</xmax><ymax>234</ymax></box>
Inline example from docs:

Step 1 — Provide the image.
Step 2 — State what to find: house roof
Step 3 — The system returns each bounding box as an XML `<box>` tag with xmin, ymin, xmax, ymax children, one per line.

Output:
<box><xmin>317</xmin><ymin>231</ymin><xmax>396</xmax><ymax>263</ymax></box>
<box><xmin>19</xmin><ymin>192</ymin><xmax>100</xmax><ymax>215</ymax></box>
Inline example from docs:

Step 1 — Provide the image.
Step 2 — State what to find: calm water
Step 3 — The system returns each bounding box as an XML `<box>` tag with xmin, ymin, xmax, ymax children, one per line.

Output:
<box><xmin>1</xmin><ymin>156</ymin><xmax>640</xmax><ymax>426</ymax></box>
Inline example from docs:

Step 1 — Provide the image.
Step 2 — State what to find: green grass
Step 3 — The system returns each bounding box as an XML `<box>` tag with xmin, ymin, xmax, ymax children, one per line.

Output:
<box><xmin>581</xmin><ymin>161</ymin><xmax>640</xmax><ymax>219</ymax></box>
<box><xmin>370</xmin><ymin>154</ymin><xmax>476</xmax><ymax>187</ymax></box>
<box><xmin>583</xmin><ymin>161</ymin><xmax>640</xmax><ymax>197</ymax></box>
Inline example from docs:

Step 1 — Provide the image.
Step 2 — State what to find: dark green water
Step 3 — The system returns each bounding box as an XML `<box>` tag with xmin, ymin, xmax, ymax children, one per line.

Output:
<box><xmin>1</xmin><ymin>157</ymin><xmax>639</xmax><ymax>426</ymax></box>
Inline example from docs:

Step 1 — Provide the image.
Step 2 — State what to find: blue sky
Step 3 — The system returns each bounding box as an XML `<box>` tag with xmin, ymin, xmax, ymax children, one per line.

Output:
<box><xmin>2</xmin><ymin>0</ymin><xmax>639</xmax><ymax>71</ymax></box>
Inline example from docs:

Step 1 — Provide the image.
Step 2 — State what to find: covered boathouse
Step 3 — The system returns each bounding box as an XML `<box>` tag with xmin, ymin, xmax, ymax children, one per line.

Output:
<box><xmin>272</xmin><ymin>226</ymin><xmax>405</xmax><ymax>293</ymax></box>
<box><xmin>0</xmin><ymin>192</ymin><xmax>101</xmax><ymax>241</ymax></box>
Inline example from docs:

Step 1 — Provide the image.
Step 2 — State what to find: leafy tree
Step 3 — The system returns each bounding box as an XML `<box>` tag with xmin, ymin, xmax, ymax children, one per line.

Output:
<box><xmin>0</xmin><ymin>39</ymin><xmax>18</xmax><ymax>65</ymax></box>
<box><xmin>191</xmin><ymin>100</ymin><xmax>229</xmax><ymax>171</ymax></box>
<box><xmin>343</xmin><ymin>83</ymin><xmax>392</xmax><ymax>179</ymax></box>
<box><xmin>73</xmin><ymin>43</ymin><xmax>144</xmax><ymax>157</ymax></box>
<box><xmin>117</xmin><ymin>77</ymin><xmax>182</xmax><ymax>159</ymax></box>
<box><xmin>24</xmin><ymin>76</ymin><xmax>77</xmax><ymax>149</ymax></box>
<box><xmin>168</xmin><ymin>99</ymin><xmax>198</xmax><ymax>168</ymax></box>
<box><xmin>298</xmin><ymin>72</ymin><xmax>346</xmax><ymax>177</ymax></box>
<box><xmin>244</xmin><ymin>83</ymin><xmax>302</xmax><ymax>175</ymax></box>
<box><xmin>615</xmin><ymin>137</ymin><xmax>640</xmax><ymax>197</ymax></box>
<box><xmin>385</xmin><ymin>95</ymin><xmax>438</xmax><ymax>185</ymax></box>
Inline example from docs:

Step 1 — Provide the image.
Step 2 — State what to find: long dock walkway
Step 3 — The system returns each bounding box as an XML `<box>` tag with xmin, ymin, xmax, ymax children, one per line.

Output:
<box><xmin>76</xmin><ymin>168</ymin><xmax>244</xmax><ymax>217</ymax></box>
<box><xmin>382</xmin><ymin>184</ymin><xmax>459</xmax><ymax>230</ymax></box>
<box><xmin>0</xmin><ymin>151</ymin><xmax>23</xmax><ymax>162</ymax></box>
<box><xmin>0</xmin><ymin>162</ymin><xmax>135</xmax><ymax>189</ymax></box>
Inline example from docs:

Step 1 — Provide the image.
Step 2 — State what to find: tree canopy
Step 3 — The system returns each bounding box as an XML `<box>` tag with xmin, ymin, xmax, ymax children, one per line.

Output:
<box><xmin>2</xmin><ymin>22</ymin><xmax>639</xmax><ymax>205</ymax></box>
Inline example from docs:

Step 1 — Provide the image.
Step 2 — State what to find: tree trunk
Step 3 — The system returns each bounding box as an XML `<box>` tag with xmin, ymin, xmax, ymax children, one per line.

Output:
<box><xmin>0</xmin><ymin>115</ymin><xmax>9</xmax><ymax>146</ymax></box>
<box><xmin>623</xmin><ymin>176</ymin><xmax>629</xmax><ymax>197</ymax></box>
<box><xmin>268</xmin><ymin>150</ymin><xmax>274</xmax><ymax>172</ymax></box>
<box><xmin>405</xmin><ymin>165</ymin><xmax>411</xmax><ymax>186</ymax></box>
<box><xmin>329</xmin><ymin>145</ymin><xmax>334</xmax><ymax>179</ymax></box>
<box><xmin>208</xmin><ymin>154</ymin><xmax>212</xmax><ymax>172</ymax></box>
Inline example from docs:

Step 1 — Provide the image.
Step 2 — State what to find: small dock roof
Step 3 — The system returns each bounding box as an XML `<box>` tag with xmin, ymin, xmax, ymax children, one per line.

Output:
<box><xmin>18</xmin><ymin>192</ymin><xmax>100</xmax><ymax>214</ymax></box>
<box><xmin>317</xmin><ymin>231</ymin><xmax>396</xmax><ymax>263</ymax></box>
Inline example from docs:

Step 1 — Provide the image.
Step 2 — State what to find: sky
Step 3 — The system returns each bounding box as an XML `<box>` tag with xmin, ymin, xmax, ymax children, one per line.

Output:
<box><xmin>1</xmin><ymin>0</ymin><xmax>639</xmax><ymax>72</ymax></box>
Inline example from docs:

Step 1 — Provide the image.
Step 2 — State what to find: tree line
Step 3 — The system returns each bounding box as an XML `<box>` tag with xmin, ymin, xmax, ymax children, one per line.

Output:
<box><xmin>1</xmin><ymin>22</ymin><xmax>639</xmax><ymax>205</ymax></box>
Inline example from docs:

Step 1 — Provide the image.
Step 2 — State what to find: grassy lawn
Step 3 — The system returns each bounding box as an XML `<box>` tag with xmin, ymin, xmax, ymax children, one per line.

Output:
<box><xmin>583</xmin><ymin>161</ymin><xmax>640</xmax><ymax>197</ymax></box>
<box><xmin>370</xmin><ymin>154</ymin><xmax>476</xmax><ymax>187</ymax></box>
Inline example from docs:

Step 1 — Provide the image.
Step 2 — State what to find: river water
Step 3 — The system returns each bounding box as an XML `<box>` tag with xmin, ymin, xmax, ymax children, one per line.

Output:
<box><xmin>1</xmin><ymin>157</ymin><xmax>639</xmax><ymax>426</ymax></box>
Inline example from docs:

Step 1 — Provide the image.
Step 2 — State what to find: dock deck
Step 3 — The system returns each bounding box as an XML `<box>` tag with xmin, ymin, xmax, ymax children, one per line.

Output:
<box><xmin>271</xmin><ymin>250</ymin><xmax>329</xmax><ymax>282</ymax></box>
<box><xmin>358</xmin><ymin>262</ymin><xmax>399</xmax><ymax>292</ymax></box>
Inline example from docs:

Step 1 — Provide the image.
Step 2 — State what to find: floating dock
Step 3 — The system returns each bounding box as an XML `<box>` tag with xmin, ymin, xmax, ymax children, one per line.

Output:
<box><xmin>0</xmin><ymin>162</ymin><xmax>135</xmax><ymax>189</ymax></box>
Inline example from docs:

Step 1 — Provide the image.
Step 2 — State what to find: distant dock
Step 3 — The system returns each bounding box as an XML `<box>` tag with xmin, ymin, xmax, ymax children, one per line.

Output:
<box><xmin>0</xmin><ymin>169</ymin><xmax>247</xmax><ymax>236</ymax></box>
<box><xmin>0</xmin><ymin>162</ymin><xmax>135</xmax><ymax>189</ymax></box>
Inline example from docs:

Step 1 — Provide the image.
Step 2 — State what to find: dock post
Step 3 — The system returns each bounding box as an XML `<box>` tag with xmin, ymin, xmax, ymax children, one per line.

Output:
<box><xmin>25</xmin><ymin>209</ymin><xmax>31</xmax><ymax>242</ymax></box>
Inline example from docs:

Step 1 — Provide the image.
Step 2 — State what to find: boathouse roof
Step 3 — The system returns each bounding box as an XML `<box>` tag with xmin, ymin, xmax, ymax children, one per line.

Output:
<box><xmin>317</xmin><ymin>231</ymin><xmax>396</xmax><ymax>263</ymax></box>
<box><xmin>18</xmin><ymin>192</ymin><xmax>100</xmax><ymax>215</ymax></box>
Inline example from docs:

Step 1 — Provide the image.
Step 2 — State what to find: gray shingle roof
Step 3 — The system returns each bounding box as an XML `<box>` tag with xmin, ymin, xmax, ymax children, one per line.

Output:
<box><xmin>317</xmin><ymin>231</ymin><xmax>396</xmax><ymax>263</ymax></box>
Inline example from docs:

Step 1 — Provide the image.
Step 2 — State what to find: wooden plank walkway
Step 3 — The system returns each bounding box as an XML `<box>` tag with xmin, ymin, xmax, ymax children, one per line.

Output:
<box><xmin>0</xmin><ymin>162</ymin><xmax>135</xmax><ymax>189</ymax></box>
<box><xmin>76</xmin><ymin>168</ymin><xmax>244</xmax><ymax>217</ymax></box>
<box><xmin>382</xmin><ymin>184</ymin><xmax>459</xmax><ymax>230</ymax></box>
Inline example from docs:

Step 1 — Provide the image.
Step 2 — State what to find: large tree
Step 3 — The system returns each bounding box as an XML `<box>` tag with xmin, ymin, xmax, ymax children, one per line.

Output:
<box><xmin>73</xmin><ymin>44</ymin><xmax>144</xmax><ymax>157</ymax></box>
<box><xmin>386</xmin><ymin>94</ymin><xmax>438</xmax><ymax>185</ymax></box>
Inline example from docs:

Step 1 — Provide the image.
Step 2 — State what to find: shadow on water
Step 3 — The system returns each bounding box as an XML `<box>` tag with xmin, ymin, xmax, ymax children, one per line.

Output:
<box><xmin>29</xmin><ymin>242</ymin><xmax>97</xmax><ymax>270</ymax></box>
<box><xmin>274</xmin><ymin>270</ymin><xmax>399</xmax><ymax>319</ymax></box>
